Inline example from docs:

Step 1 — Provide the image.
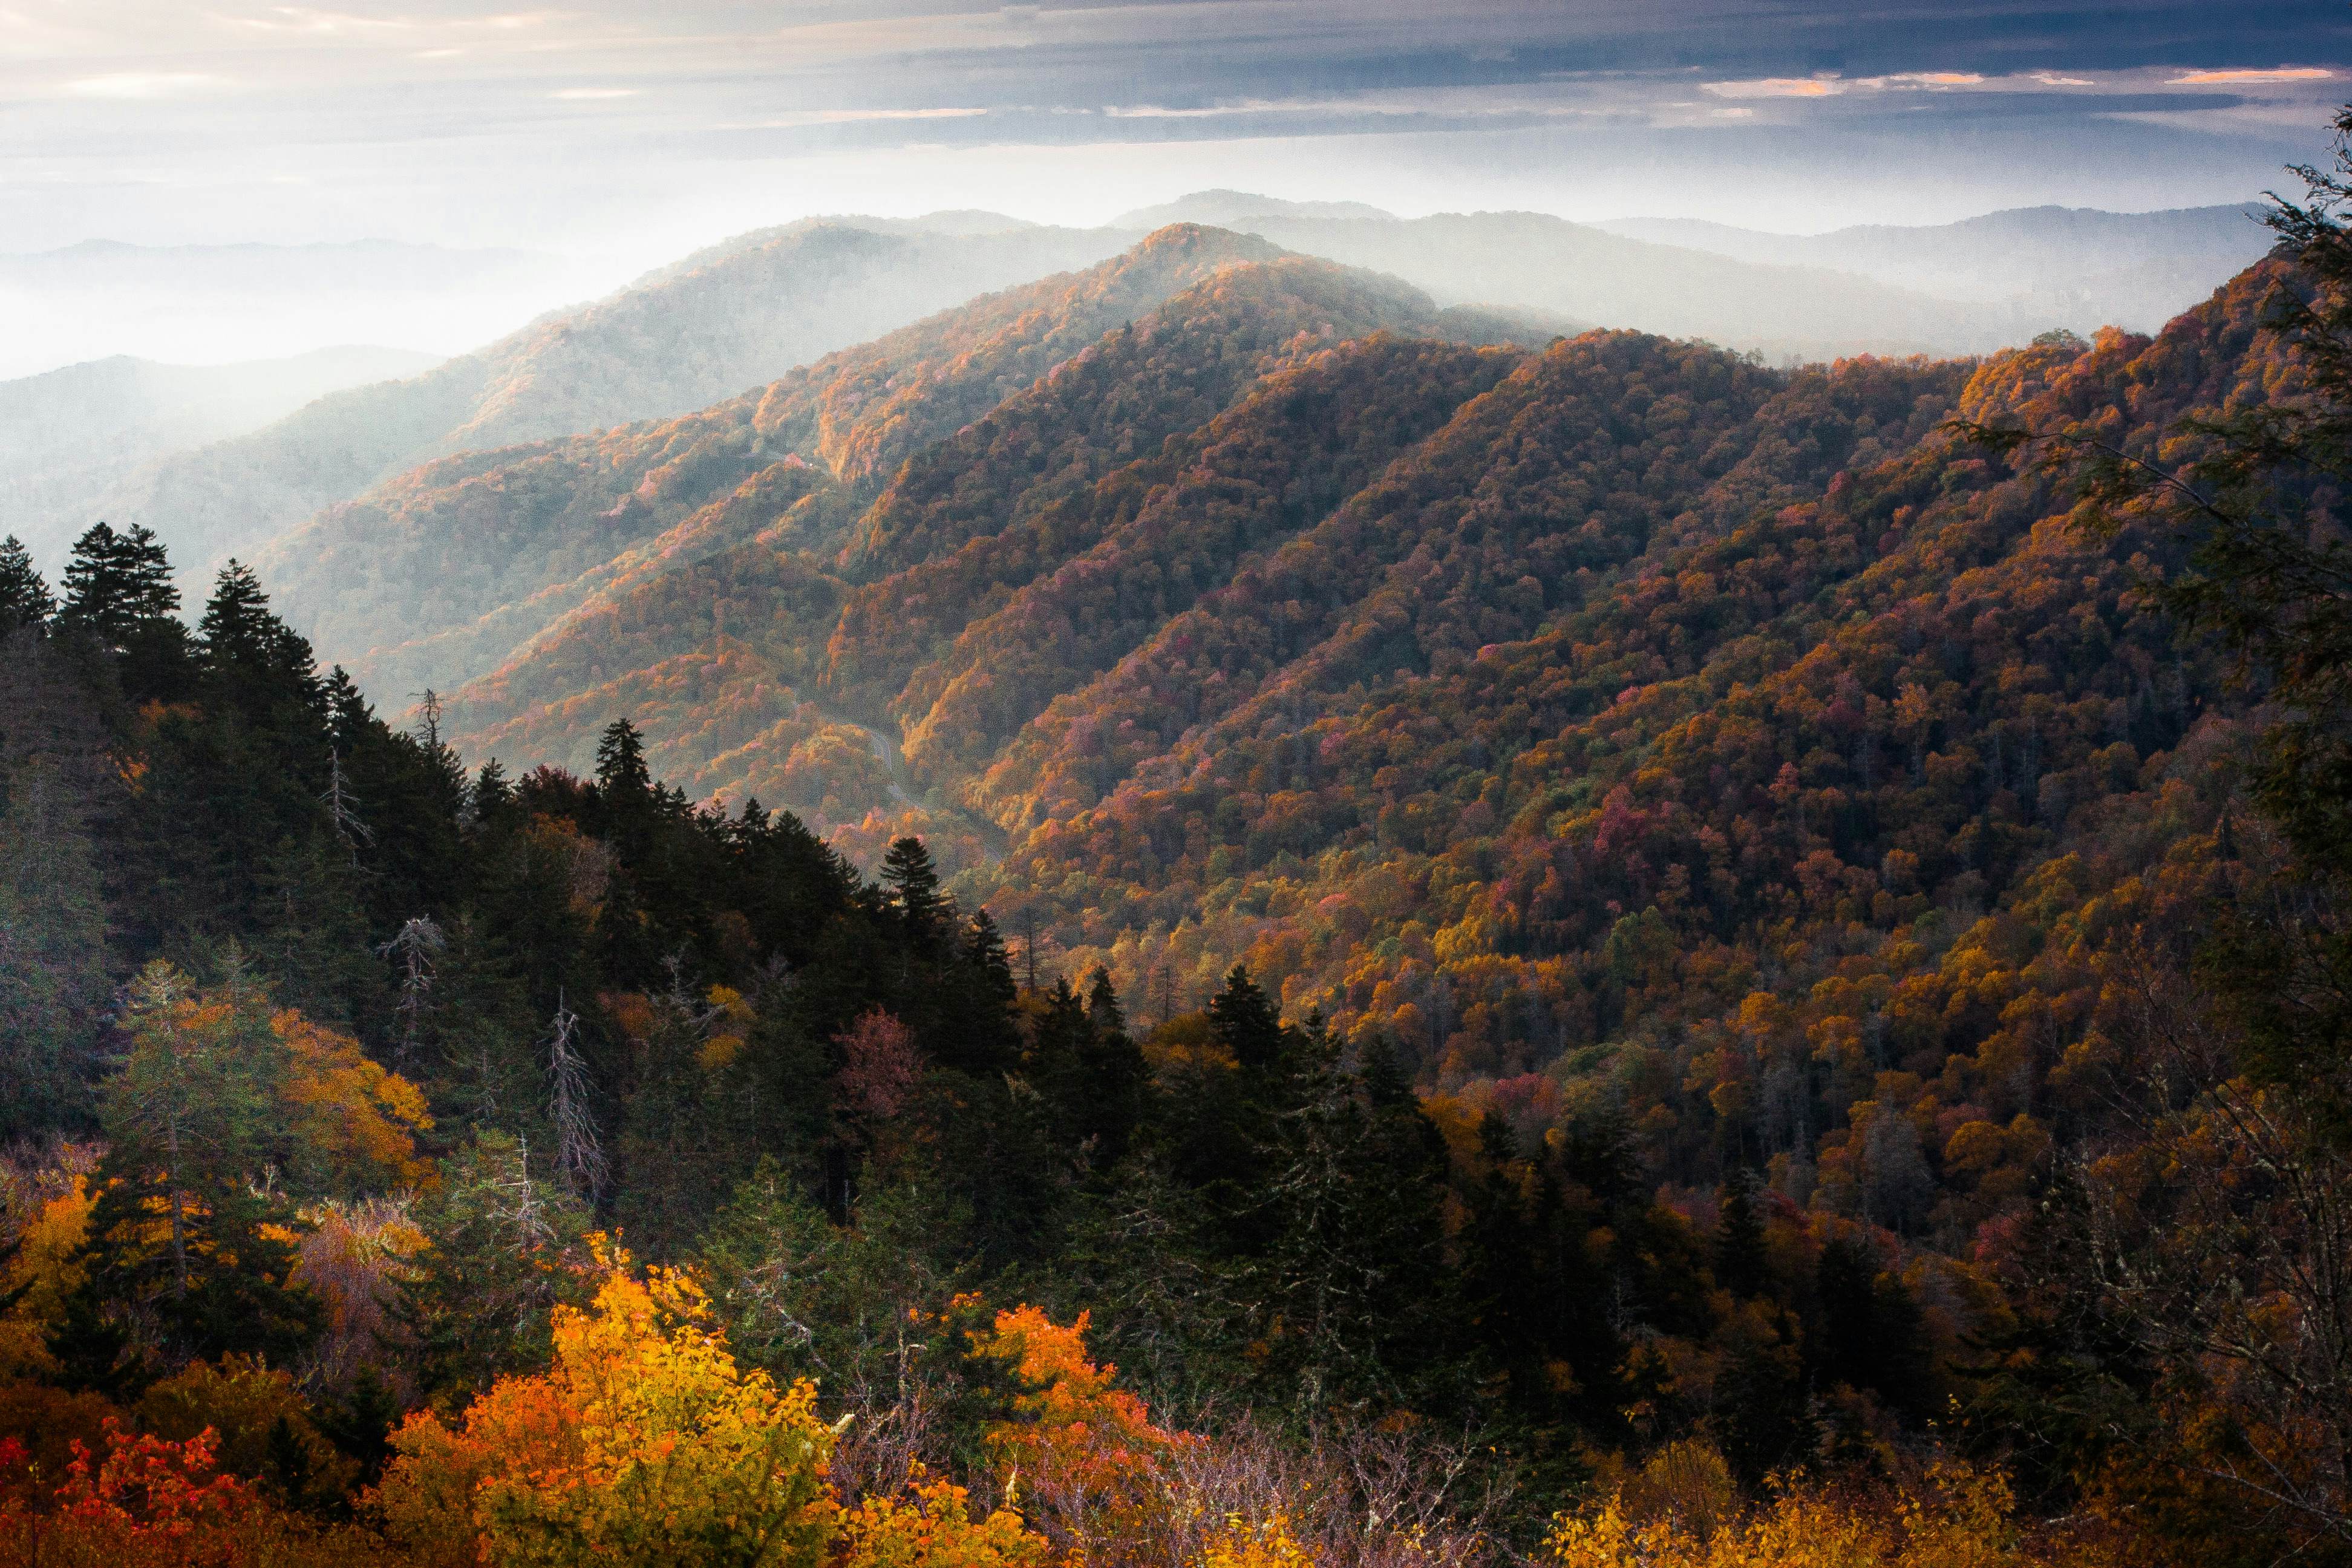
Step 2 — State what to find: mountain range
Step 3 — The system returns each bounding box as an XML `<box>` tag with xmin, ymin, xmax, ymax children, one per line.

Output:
<box><xmin>0</xmin><ymin>238</ymin><xmax>600</xmax><ymax>384</ymax></box>
<box><xmin>1597</xmin><ymin>201</ymin><xmax>2272</xmax><ymax>330</ymax></box>
<box><xmin>216</xmin><ymin>214</ymin><xmax>2288</xmax><ymax>1071</ymax></box>
<box><xmin>7</xmin><ymin>194</ymin><xmax>2264</xmax><ymax>587</ymax></box>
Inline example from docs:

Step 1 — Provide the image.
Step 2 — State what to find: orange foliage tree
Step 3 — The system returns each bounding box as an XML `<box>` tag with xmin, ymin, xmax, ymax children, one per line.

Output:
<box><xmin>965</xmin><ymin>1302</ymin><xmax>1186</xmax><ymax>1552</ymax></box>
<box><xmin>375</xmin><ymin>1250</ymin><xmax>842</xmax><ymax>1568</ymax></box>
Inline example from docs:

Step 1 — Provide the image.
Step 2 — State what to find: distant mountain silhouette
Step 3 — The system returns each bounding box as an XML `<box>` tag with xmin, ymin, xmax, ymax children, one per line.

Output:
<box><xmin>0</xmin><ymin>347</ymin><xmax>443</xmax><ymax>571</ymax></box>
<box><xmin>1596</xmin><ymin>203</ymin><xmax>2273</xmax><ymax>331</ymax></box>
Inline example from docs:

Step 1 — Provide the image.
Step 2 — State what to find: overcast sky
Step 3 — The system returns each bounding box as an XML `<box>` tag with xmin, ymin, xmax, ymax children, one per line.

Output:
<box><xmin>1</xmin><ymin>0</ymin><xmax>2345</xmax><ymax>264</ymax></box>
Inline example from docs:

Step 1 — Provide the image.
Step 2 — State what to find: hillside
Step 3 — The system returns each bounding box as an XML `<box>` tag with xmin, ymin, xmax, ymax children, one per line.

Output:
<box><xmin>45</xmin><ymin>220</ymin><xmax>1132</xmax><ymax>577</ymax></box>
<box><xmin>1123</xmin><ymin>191</ymin><xmax>2273</xmax><ymax>355</ymax></box>
<box><xmin>1599</xmin><ymin>202</ymin><xmax>2273</xmax><ymax>330</ymax></box>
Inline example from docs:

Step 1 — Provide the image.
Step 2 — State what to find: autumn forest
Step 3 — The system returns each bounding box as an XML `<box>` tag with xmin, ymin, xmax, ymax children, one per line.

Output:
<box><xmin>1</xmin><ymin>80</ymin><xmax>2350</xmax><ymax>1568</ymax></box>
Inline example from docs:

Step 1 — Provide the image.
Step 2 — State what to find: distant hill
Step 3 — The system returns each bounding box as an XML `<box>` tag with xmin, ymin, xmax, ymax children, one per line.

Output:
<box><xmin>1596</xmin><ymin>203</ymin><xmax>2274</xmax><ymax>332</ymax></box>
<box><xmin>1124</xmin><ymin>191</ymin><xmax>2272</xmax><ymax>354</ymax></box>
<box><xmin>249</xmin><ymin>230</ymin><xmax>1558</xmax><ymax>835</ymax></box>
<box><xmin>1113</xmin><ymin>191</ymin><xmax>1394</xmax><ymax>228</ymax></box>
<box><xmin>1112</xmin><ymin>198</ymin><xmax>2021</xmax><ymax>357</ymax></box>
<box><xmin>31</xmin><ymin>195</ymin><xmax>2273</xmax><ymax>593</ymax></box>
<box><xmin>0</xmin><ymin>346</ymin><xmax>443</xmax><ymax>569</ymax></box>
<box><xmin>39</xmin><ymin>221</ymin><xmax>1135</xmax><ymax>578</ymax></box>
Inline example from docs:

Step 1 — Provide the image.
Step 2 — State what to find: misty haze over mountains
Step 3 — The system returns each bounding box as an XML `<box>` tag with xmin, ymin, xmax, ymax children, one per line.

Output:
<box><xmin>0</xmin><ymin>193</ymin><xmax>2273</xmax><ymax>587</ymax></box>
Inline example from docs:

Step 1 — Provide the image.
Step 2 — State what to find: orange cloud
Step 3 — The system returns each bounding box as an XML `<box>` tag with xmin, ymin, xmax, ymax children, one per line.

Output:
<box><xmin>1702</xmin><ymin>76</ymin><xmax>1840</xmax><ymax>100</ymax></box>
<box><xmin>2169</xmin><ymin>66</ymin><xmax>2332</xmax><ymax>85</ymax></box>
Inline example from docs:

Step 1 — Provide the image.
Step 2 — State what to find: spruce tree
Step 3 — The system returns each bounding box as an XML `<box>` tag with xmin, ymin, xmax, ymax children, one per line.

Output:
<box><xmin>881</xmin><ymin>835</ymin><xmax>945</xmax><ymax>936</ymax></box>
<box><xmin>60</xmin><ymin>521</ymin><xmax>178</xmax><ymax>644</ymax></box>
<box><xmin>198</xmin><ymin>560</ymin><xmax>324</xmax><ymax>729</ymax></box>
<box><xmin>595</xmin><ymin>716</ymin><xmax>652</xmax><ymax>799</ymax></box>
<box><xmin>58</xmin><ymin>521</ymin><xmax>189</xmax><ymax>699</ymax></box>
<box><xmin>1079</xmin><ymin>967</ymin><xmax>1151</xmax><ymax>1163</ymax></box>
<box><xmin>1208</xmin><ymin>964</ymin><xmax>1285</xmax><ymax>1070</ymax></box>
<box><xmin>0</xmin><ymin>536</ymin><xmax>53</xmax><ymax>634</ymax></box>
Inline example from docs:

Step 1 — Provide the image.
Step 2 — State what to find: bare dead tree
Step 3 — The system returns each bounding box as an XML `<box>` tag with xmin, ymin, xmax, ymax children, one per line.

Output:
<box><xmin>376</xmin><ymin>915</ymin><xmax>445</xmax><ymax>1068</ymax></box>
<box><xmin>544</xmin><ymin>998</ymin><xmax>607</xmax><ymax>1204</ymax></box>
<box><xmin>320</xmin><ymin>748</ymin><xmax>373</xmax><ymax>864</ymax></box>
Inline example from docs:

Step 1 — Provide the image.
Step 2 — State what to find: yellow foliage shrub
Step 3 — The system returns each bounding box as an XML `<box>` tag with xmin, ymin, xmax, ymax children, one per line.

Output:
<box><xmin>1548</xmin><ymin>1462</ymin><xmax>2091</xmax><ymax>1568</ymax></box>
<box><xmin>837</xmin><ymin>1475</ymin><xmax>1052</xmax><ymax>1568</ymax></box>
<box><xmin>0</xmin><ymin>1178</ymin><xmax>93</xmax><ymax>1376</ymax></box>
<box><xmin>1198</xmin><ymin>1512</ymin><xmax>1315</xmax><ymax>1568</ymax></box>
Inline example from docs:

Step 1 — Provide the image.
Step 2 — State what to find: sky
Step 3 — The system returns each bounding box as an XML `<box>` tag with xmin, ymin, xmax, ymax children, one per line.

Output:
<box><xmin>2</xmin><ymin>1</ymin><xmax>2343</xmax><ymax>258</ymax></box>
<box><xmin>0</xmin><ymin>0</ymin><xmax>2343</xmax><ymax>374</ymax></box>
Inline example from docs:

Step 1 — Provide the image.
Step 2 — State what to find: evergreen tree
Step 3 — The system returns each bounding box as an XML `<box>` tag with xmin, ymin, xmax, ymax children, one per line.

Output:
<box><xmin>197</xmin><ymin>560</ymin><xmax>322</xmax><ymax>728</ymax></box>
<box><xmin>1207</xmin><ymin>964</ymin><xmax>1286</xmax><ymax>1070</ymax></box>
<box><xmin>1813</xmin><ymin>1234</ymin><xmax>1935</xmax><ymax>1417</ymax></box>
<box><xmin>394</xmin><ymin>1132</ymin><xmax>593</xmax><ymax>1403</ymax></box>
<box><xmin>0</xmin><ymin>633</ymin><xmax>112</xmax><ymax>1134</ymax></box>
<box><xmin>1716</xmin><ymin>1168</ymin><xmax>1769</xmax><ymax>1298</ymax></box>
<box><xmin>1077</xmin><ymin>967</ymin><xmax>1151</xmax><ymax>1165</ymax></box>
<box><xmin>595</xmin><ymin>716</ymin><xmax>652</xmax><ymax>800</ymax></box>
<box><xmin>881</xmin><ymin>835</ymin><xmax>946</xmax><ymax>938</ymax></box>
<box><xmin>73</xmin><ymin>961</ymin><xmax>322</xmax><ymax>1368</ymax></box>
<box><xmin>0</xmin><ymin>535</ymin><xmax>53</xmax><ymax>634</ymax></box>
<box><xmin>60</xmin><ymin>521</ymin><xmax>178</xmax><ymax>645</ymax></box>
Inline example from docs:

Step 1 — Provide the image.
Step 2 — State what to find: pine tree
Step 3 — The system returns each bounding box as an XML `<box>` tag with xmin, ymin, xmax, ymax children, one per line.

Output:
<box><xmin>60</xmin><ymin>521</ymin><xmax>178</xmax><ymax>645</ymax></box>
<box><xmin>881</xmin><ymin>835</ymin><xmax>946</xmax><ymax>937</ymax></box>
<box><xmin>1208</xmin><ymin>964</ymin><xmax>1286</xmax><ymax>1070</ymax></box>
<box><xmin>0</xmin><ymin>536</ymin><xmax>53</xmax><ymax>634</ymax></box>
<box><xmin>0</xmin><ymin>631</ymin><xmax>112</xmax><ymax>1134</ymax></box>
<box><xmin>595</xmin><ymin>716</ymin><xmax>652</xmax><ymax>800</ymax></box>
<box><xmin>198</xmin><ymin>561</ymin><xmax>327</xmax><ymax>740</ymax></box>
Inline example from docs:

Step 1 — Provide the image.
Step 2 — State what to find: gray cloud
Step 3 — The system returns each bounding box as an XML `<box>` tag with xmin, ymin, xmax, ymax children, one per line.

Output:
<box><xmin>0</xmin><ymin>0</ymin><xmax>2342</xmax><ymax>264</ymax></box>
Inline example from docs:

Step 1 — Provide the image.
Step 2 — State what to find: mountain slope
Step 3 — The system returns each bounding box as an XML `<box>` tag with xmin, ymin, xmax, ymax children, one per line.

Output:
<box><xmin>1129</xmin><ymin>191</ymin><xmax>2270</xmax><ymax>356</ymax></box>
<box><xmin>56</xmin><ymin>220</ymin><xmax>1132</xmax><ymax>577</ymax></box>
<box><xmin>976</xmin><ymin>267</ymin><xmax>2282</xmax><ymax>1068</ymax></box>
<box><xmin>263</xmin><ymin>226</ymin><xmax>1298</xmax><ymax>694</ymax></box>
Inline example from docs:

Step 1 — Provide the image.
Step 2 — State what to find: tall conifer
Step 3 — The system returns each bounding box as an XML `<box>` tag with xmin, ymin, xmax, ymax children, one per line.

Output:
<box><xmin>0</xmin><ymin>536</ymin><xmax>53</xmax><ymax>633</ymax></box>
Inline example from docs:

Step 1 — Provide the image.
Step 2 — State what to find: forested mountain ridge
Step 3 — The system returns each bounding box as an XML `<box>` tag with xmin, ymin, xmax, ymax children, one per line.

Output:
<box><xmin>39</xmin><ymin>220</ymin><xmax>1131</xmax><ymax>577</ymax></box>
<box><xmin>1122</xmin><ymin>203</ymin><xmax>2078</xmax><ymax>357</ymax></box>
<box><xmin>252</xmin><ymin>238</ymin><xmax>2301</xmax><ymax>978</ymax></box>
<box><xmin>260</xmin><ymin>226</ymin><xmax>1321</xmax><ymax>694</ymax></box>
